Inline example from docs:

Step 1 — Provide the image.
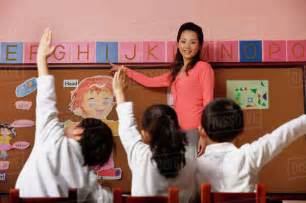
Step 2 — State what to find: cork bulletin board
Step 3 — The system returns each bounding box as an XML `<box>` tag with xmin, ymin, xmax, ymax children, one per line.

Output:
<box><xmin>0</xmin><ymin>63</ymin><xmax>305</xmax><ymax>194</ymax></box>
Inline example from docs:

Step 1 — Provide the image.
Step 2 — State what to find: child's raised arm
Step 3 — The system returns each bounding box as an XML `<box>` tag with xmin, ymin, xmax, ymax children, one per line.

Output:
<box><xmin>114</xmin><ymin>69</ymin><xmax>147</xmax><ymax>166</ymax></box>
<box><xmin>34</xmin><ymin>28</ymin><xmax>60</xmax><ymax>145</ymax></box>
<box><xmin>246</xmin><ymin>114</ymin><xmax>306</xmax><ymax>171</ymax></box>
<box><xmin>112</xmin><ymin>68</ymin><xmax>128</xmax><ymax>104</ymax></box>
<box><xmin>37</xmin><ymin>28</ymin><xmax>55</xmax><ymax>77</ymax></box>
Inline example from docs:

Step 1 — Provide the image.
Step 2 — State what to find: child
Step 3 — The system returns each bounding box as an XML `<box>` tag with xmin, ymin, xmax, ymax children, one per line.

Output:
<box><xmin>196</xmin><ymin>98</ymin><xmax>306</xmax><ymax>192</ymax></box>
<box><xmin>113</xmin><ymin>69</ymin><xmax>197</xmax><ymax>203</ymax></box>
<box><xmin>15</xmin><ymin>28</ymin><xmax>114</xmax><ymax>203</ymax></box>
<box><xmin>111</xmin><ymin>22</ymin><xmax>214</xmax><ymax>157</ymax></box>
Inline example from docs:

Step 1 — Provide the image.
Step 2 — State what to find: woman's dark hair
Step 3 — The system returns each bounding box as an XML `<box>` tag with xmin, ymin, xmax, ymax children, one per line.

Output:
<box><xmin>170</xmin><ymin>22</ymin><xmax>204</xmax><ymax>83</ymax></box>
<box><xmin>201</xmin><ymin>98</ymin><xmax>244</xmax><ymax>142</ymax></box>
<box><xmin>142</xmin><ymin>104</ymin><xmax>187</xmax><ymax>178</ymax></box>
<box><xmin>78</xmin><ymin>118</ymin><xmax>114</xmax><ymax>167</ymax></box>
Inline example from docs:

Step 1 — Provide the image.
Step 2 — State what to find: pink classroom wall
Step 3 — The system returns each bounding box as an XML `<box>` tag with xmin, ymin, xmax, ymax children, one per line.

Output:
<box><xmin>0</xmin><ymin>0</ymin><xmax>305</xmax><ymax>42</ymax></box>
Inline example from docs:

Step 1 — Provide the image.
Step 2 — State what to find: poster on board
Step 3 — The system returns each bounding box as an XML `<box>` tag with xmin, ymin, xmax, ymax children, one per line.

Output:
<box><xmin>226</xmin><ymin>80</ymin><xmax>269</xmax><ymax>109</ymax></box>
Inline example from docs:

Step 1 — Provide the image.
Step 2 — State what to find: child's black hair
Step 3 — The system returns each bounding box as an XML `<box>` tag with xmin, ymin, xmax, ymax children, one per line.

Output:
<box><xmin>142</xmin><ymin>104</ymin><xmax>187</xmax><ymax>178</ymax></box>
<box><xmin>78</xmin><ymin>118</ymin><xmax>114</xmax><ymax>167</ymax></box>
<box><xmin>201</xmin><ymin>98</ymin><xmax>244</xmax><ymax>142</ymax></box>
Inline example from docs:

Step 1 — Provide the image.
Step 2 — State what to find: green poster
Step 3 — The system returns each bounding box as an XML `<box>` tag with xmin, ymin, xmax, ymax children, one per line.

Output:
<box><xmin>226</xmin><ymin>80</ymin><xmax>269</xmax><ymax>109</ymax></box>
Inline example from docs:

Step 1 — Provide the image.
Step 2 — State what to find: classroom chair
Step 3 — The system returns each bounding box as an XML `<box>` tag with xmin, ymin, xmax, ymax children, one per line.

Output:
<box><xmin>113</xmin><ymin>187</ymin><xmax>179</xmax><ymax>203</ymax></box>
<box><xmin>201</xmin><ymin>183</ymin><xmax>266</xmax><ymax>203</ymax></box>
<box><xmin>9</xmin><ymin>189</ymin><xmax>77</xmax><ymax>203</ymax></box>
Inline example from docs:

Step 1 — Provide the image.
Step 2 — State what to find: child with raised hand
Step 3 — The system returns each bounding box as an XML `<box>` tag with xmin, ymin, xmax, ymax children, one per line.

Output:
<box><xmin>113</xmin><ymin>69</ymin><xmax>197</xmax><ymax>203</ymax></box>
<box><xmin>15</xmin><ymin>28</ymin><xmax>113</xmax><ymax>203</ymax></box>
<box><xmin>111</xmin><ymin>22</ymin><xmax>214</xmax><ymax>158</ymax></box>
<box><xmin>196</xmin><ymin>98</ymin><xmax>306</xmax><ymax>192</ymax></box>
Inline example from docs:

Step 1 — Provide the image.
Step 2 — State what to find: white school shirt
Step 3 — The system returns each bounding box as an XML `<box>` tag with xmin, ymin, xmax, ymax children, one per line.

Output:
<box><xmin>116</xmin><ymin>102</ymin><xmax>197</xmax><ymax>203</ymax></box>
<box><xmin>196</xmin><ymin>114</ymin><xmax>306</xmax><ymax>192</ymax></box>
<box><xmin>15</xmin><ymin>75</ymin><xmax>112</xmax><ymax>203</ymax></box>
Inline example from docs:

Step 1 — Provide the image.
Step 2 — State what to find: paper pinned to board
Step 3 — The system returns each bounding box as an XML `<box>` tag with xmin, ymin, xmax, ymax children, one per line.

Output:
<box><xmin>10</xmin><ymin>120</ymin><xmax>35</xmax><ymax>128</ymax></box>
<box><xmin>0</xmin><ymin>172</ymin><xmax>7</xmax><ymax>182</ymax></box>
<box><xmin>0</xmin><ymin>161</ymin><xmax>10</xmax><ymax>170</ymax></box>
<box><xmin>15</xmin><ymin>101</ymin><xmax>32</xmax><ymax>110</ymax></box>
<box><xmin>226</xmin><ymin>80</ymin><xmax>269</xmax><ymax>109</ymax></box>
<box><xmin>96</xmin><ymin>168</ymin><xmax>122</xmax><ymax>180</ymax></box>
<box><xmin>12</xmin><ymin>141</ymin><xmax>30</xmax><ymax>150</ymax></box>
<box><xmin>15</xmin><ymin>77</ymin><xmax>37</xmax><ymax>97</ymax></box>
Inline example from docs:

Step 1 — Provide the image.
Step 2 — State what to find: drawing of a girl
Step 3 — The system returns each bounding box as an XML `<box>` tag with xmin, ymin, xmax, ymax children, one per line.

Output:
<box><xmin>67</xmin><ymin>75</ymin><xmax>118</xmax><ymax>136</ymax></box>
<box><xmin>0</xmin><ymin>123</ymin><xmax>16</xmax><ymax>159</ymax></box>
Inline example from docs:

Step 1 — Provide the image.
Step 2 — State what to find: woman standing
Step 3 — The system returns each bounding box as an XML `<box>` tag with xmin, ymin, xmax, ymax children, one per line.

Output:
<box><xmin>111</xmin><ymin>22</ymin><xmax>214</xmax><ymax>157</ymax></box>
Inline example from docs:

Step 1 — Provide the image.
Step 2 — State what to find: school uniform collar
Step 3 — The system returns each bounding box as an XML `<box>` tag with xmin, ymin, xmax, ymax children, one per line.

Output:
<box><xmin>204</xmin><ymin>142</ymin><xmax>237</xmax><ymax>155</ymax></box>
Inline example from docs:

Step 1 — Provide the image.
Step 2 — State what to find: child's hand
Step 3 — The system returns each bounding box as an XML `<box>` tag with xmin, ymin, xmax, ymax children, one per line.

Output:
<box><xmin>37</xmin><ymin>28</ymin><xmax>55</xmax><ymax>61</ymax></box>
<box><xmin>113</xmin><ymin>68</ymin><xmax>128</xmax><ymax>92</ymax></box>
<box><xmin>110</xmin><ymin>63</ymin><xmax>127</xmax><ymax>74</ymax></box>
<box><xmin>36</xmin><ymin>28</ymin><xmax>55</xmax><ymax>76</ymax></box>
<box><xmin>112</xmin><ymin>68</ymin><xmax>128</xmax><ymax>103</ymax></box>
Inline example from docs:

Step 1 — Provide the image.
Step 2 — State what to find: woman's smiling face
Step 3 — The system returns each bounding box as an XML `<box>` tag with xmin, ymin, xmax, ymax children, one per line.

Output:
<box><xmin>177</xmin><ymin>30</ymin><xmax>201</xmax><ymax>64</ymax></box>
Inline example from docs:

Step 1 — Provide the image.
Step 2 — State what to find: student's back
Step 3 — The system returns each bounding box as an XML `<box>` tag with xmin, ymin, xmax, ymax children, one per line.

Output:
<box><xmin>196</xmin><ymin>98</ymin><xmax>306</xmax><ymax>192</ymax></box>
<box><xmin>127</xmin><ymin>137</ymin><xmax>196</xmax><ymax>201</ymax></box>
<box><xmin>113</xmin><ymin>70</ymin><xmax>197</xmax><ymax>203</ymax></box>
<box><xmin>15</xmin><ymin>29</ymin><xmax>113</xmax><ymax>203</ymax></box>
<box><xmin>197</xmin><ymin>142</ymin><xmax>262</xmax><ymax>192</ymax></box>
<box><xmin>16</xmin><ymin>114</ymin><xmax>105</xmax><ymax>199</ymax></box>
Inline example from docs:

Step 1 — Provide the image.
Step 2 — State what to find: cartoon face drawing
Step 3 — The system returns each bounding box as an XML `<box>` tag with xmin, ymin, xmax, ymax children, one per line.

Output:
<box><xmin>69</xmin><ymin>76</ymin><xmax>114</xmax><ymax>120</ymax></box>
<box><xmin>81</xmin><ymin>86</ymin><xmax>113</xmax><ymax>119</ymax></box>
<box><xmin>68</xmin><ymin>75</ymin><xmax>119</xmax><ymax>177</ymax></box>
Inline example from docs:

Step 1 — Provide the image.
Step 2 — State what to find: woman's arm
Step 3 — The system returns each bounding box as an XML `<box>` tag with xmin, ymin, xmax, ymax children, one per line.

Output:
<box><xmin>125</xmin><ymin>68</ymin><xmax>171</xmax><ymax>87</ymax></box>
<box><xmin>111</xmin><ymin>64</ymin><xmax>171</xmax><ymax>87</ymax></box>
